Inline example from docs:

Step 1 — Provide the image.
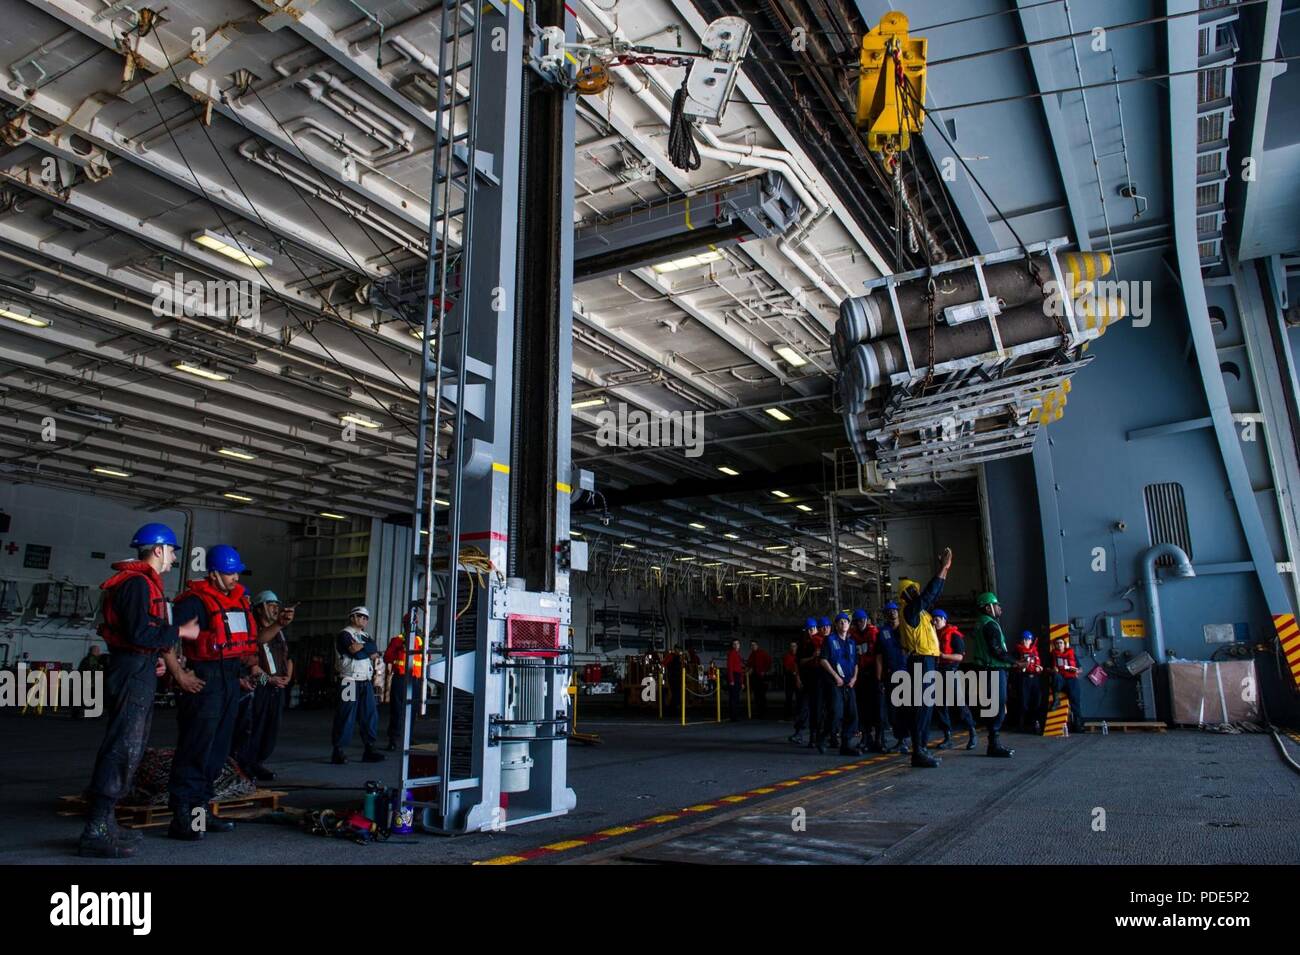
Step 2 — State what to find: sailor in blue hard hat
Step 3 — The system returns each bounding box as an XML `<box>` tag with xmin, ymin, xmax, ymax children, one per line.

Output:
<box><xmin>790</xmin><ymin>615</ymin><xmax>824</xmax><ymax>746</ymax></box>
<box><xmin>816</xmin><ymin>612</ymin><xmax>861</xmax><ymax>755</ymax></box>
<box><xmin>167</xmin><ymin>544</ymin><xmax>294</xmax><ymax>840</ymax></box>
<box><xmin>78</xmin><ymin>523</ymin><xmax>199</xmax><ymax>858</ymax></box>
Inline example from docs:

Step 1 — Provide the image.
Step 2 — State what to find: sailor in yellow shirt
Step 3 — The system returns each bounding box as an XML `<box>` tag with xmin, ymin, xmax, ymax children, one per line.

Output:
<box><xmin>897</xmin><ymin>546</ymin><xmax>953</xmax><ymax>768</ymax></box>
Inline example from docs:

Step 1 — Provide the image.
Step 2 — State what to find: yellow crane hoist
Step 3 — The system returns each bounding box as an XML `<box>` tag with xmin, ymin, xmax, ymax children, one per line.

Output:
<box><xmin>856</xmin><ymin>12</ymin><xmax>927</xmax><ymax>160</ymax></box>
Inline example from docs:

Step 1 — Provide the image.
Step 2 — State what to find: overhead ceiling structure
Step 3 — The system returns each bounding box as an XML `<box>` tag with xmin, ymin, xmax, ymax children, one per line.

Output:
<box><xmin>1</xmin><ymin>0</ymin><xmax>1247</xmax><ymax>597</ymax></box>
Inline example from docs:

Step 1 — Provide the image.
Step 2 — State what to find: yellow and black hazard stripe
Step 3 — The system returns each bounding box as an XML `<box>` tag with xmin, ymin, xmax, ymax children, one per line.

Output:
<box><xmin>1048</xmin><ymin>623</ymin><xmax>1070</xmax><ymax>643</ymax></box>
<box><xmin>1275</xmin><ymin>613</ymin><xmax>1300</xmax><ymax>689</ymax></box>
<box><xmin>1043</xmin><ymin>695</ymin><xmax>1070</xmax><ymax>737</ymax></box>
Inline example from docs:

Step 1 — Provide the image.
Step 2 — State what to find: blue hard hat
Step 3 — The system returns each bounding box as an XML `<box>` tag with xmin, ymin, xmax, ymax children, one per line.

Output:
<box><xmin>131</xmin><ymin>522</ymin><xmax>178</xmax><ymax>549</ymax></box>
<box><xmin>835</xmin><ymin>612</ymin><xmax>850</xmax><ymax>623</ymax></box>
<box><xmin>1021</xmin><ymin>630</ymin><xmax>1035</xmax><ymax>641</ymax></box>
<box><xmin>818</xmin><ymin>616</ymin><xmax>831</xmax><ymax>628</ymax></box>
<box><xmin>933</xmin><ymin>609</ymin><xmax>948</xmax><ymax>621</ymax></box>
<box><xmin>852</xmin><ymin>608</ymin><xmax>868</xmax><ymax>621</ymax></box>
<box><xmin>207</xmin><ymin>544</ymin><xmax>245</xmax><ymax>574</ymax></box>
<box><xmin>883</xmin><ymin>601</ymin><xmax>899</xmax><ymax>611</ymax></box>
<box><xmin>252</xmin><ymin>590</ymin><xmax>279</xmax><ymax>607</ymax></box>
<box><xmin>805</xmin><ymin>617</ymin><xmax>818</xmax><ymax>629</ymax></box>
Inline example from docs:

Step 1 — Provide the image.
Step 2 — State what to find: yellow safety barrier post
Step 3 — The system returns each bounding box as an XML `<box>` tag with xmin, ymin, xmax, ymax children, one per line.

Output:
<box><xmin>680</xmin><ymin>667</ymin><xmax>686</xmax><ymax>726</ymax></box>
<box><xmin>745</xmin><ymin>671</ymin><xmax>751</xmax><ymax>719</ymax></box>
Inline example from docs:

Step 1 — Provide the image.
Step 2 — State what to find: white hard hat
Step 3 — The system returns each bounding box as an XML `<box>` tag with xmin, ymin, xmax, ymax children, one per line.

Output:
<box><xmin>349</xmin><ymin>606</ymin><xmax>371</xmax><ymax>618</ymax></box>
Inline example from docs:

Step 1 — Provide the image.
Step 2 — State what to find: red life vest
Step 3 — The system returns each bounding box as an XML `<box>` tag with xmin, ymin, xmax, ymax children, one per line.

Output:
<box><xmin>854</xmin><ymin>624</ymin><xmax>878</xmax><ymax>665</ymax></box>
<box><xmin>937</xmin><ymin>625</ymin><xmax>965</xmax><ymax>658</ymax></box>
<box><xmin>1018</xmin><ymin>642</ymin><xmax>1043</xmax><ymax>674</ymax></box>
<box><xmin>178</xmin><ymin>578</ymin><xmax>259</xmax><ymax>661</ymax></box>
<box><xmin>1054</xmin><ymin>647</ymin><xmax>1079</xmax><ymax>678</ymax></box>
<box><xmin>98</xmin><ymin>560</ymin><xmax>170</xmax><ymax>651</ymax></box>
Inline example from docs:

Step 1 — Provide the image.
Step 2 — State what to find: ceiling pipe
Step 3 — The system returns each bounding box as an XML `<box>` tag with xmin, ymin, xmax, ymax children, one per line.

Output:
<box><xmin>1140</xmin><ymin>543</ymin><xmax>1196</xmax><ymax>662</ymax></box>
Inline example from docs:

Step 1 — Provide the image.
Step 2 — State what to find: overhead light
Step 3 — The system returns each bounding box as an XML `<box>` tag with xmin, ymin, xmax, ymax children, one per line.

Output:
<box><xmin>319</xmin><ymin>512</ymin><xmax>347</xmax><ymax>520</ymax></box>
<box><xmin>724</xmin><ymin>533</ymin><xmax>739</xmax><ymax>540</ymax></box>
<box><xmin>651</xmin><ymin>249</ymin><xmax>725</xmax><ymax>274</ymax></box>
<box><xmin>796</xmin><ymin>504</ymin><xmax>814</xmax><ymax>513</ymax></box>
<box><xmin>688</xmin><ymin>522</ymin><xmax>706</xmax><ymax>530</ymax></box>
<box><xmin>572</xmin><ymin>397</ymin><xmax>606</xmax><ymax>410</ymax></box>
<box><xmin>774</xmin><ymin>345</ymin><xmax>808</xmax><ymax>367</ymax></box>
<box><xmin>174</xmin><ymin>361</ymin><xmax>229</xmax><ymax>382</ymax></box>
<box><xmin>765</xmin><ymin>407</ymin><xmax>792</xmax><ymax>422</ymax></box>
<box><xmin>819</xmin><ymin>562</ymin><xmax>831</xmax><ymax>568</ymax></box>
<box><xmin>651</xmin><ymin>565</ymin><xmax>663</xmax><ymax>571</ymax></box>
<box><xmin>702</xmin><ymin>561</ymin><xmax>721</xmax><ymax>567</ymax></box>
<box><xmin>765</xmin><ymin>545</ymin><xmax>788</xmax><ymax>552</ymax></box>
<box><xmin>339</xmin><ymin>412</ymin><xmax>381</xmax><ymax>429</ymax></box>
<box><xmin>223</xmin><ymin>492</ymin><xmax>254</xmax><ymax>503</ymax></box>
<box><xmin>62</xmin><ymin>404</ymin><xmax>116</xmax><ymax>424</ymax></box>
<box><xmin>91</xmin><ymin>466</ymin><xmax>131</xmax><ymax>478</ymax></box>
<box><xmin>281</xmin><ymin>366</ymin><xmax>352</xmax><ymax>399</ymax></box>
<box><xmin>0</xmin><ymin>304</ymin><xmax>51</xmax><ymax>328</ymax></box>
<box><xmin>676</xmin><ymin>556</ymin><xmax>696</xmax><ymax>562</ymax></box>
<box><xmin>217</xmin><ymin>447</ymin><xmax>257</xmax><ymax>461</ymax></box>
<box><xmin>771</xmin><ymin>489</ymin><xmax>790</xmax><ymax>499</ymax></box>
<box><xmin>846</xmin><ymin>570</ymin><xmax>858</xmax><ymax>576</ymax></box>
<box><xmin>717</xmin><ymin>466</ymin><xmax>739</xmax><ymax>476</ymax></box>
<box><xmin>434</xmin><ymin>498</ymin><xmax>450</xmax><ymax>507</ymax></box>
<box><xmin>193</xmin><ymin>229</ymin><xmax>272</xmax><ymax>268</ymax></box>
<box><xmin>621</xmin><ymin>542</ymin><xmax>636</xmax><ymax>549</ymax></box>
<box><xmin>570</xmin><ymin>530</ymin><xmax>583</xmax><ymax>537</ymax></box>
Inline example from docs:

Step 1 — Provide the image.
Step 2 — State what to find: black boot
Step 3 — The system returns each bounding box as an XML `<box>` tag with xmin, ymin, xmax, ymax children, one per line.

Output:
<box><xmin>936</xmin><ymin>732</ymin><xmax>954</xmax><ymax>750</ymax></box>
<box><xmin>331</xmin><ymin>748</ymin><xmax>348</xmax><ymax>765</ymax></box>
<box><xmin>206</xmin><ymin>804</ymin><xmax>236</xmax><ymax>833</ymax></box>
<box><xmin>78</xmin><ymin>801</ymin><xmax>137</xmax><ymax>858</ymax></box>
<box><xmin>965</xmin><ymin>729</ymin><xmax>978</xmax><ymax>750</ymax></box>
<box><xmin>362</xmin><ymin>747</ymin><xmax>386</xmax><ymax>763</ymax></box>
<box><xmin>167</xmin><ymin>804</ymin><xmax>204</xmax><ymax>842</ymax></box>
<box><xmin>911</xmin><ymin>750</ymin><xmax>941</xmax><ymax>768</ymax></box>
<box><xmin>987</xmin><ymin>734</ymin><xmax>1015</xmax><ymax>758</ymax></box>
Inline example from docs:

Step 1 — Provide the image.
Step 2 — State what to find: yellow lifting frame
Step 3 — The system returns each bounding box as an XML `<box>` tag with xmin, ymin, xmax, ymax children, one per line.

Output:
<box><xmin>855</xmin><ymin>12</ymin><xmax>927</xmax><ymax>156</ymax></box>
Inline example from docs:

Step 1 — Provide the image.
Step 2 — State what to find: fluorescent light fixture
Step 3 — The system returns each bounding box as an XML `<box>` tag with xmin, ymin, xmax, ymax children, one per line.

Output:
<box><xmin>0</xmin><ymin>304</ymin><xmax>50</xmax><ymax>328</ymax></box>
<box><xmin>764</xmin><ymin>407</ymin><xmax>792</xmax><ymax>422</ymax></box>
<box><xmin>770</xmin><ymin>489</ymin><xmax>790</xmax><ymax>499</ymax></box>
<box><xmin>846</xmin><ymin>570</ymin><xmax>858</xmax><ymax>576</ymax></box>
<box><xmin>174</xmin><ymin>361</ymin><xmax>229</xmax><ymax>382</ymax></box>
<box><xmin>91</xmin><ymin>466</ymin><xmax>131</xmax><ymax>478</ymax></box>
<box><xmin>724</xmin><ymin>533</ymin><xmax>739</xmax><ymax>540</ymax></box>
<box><xmin>675</xmin><ymin>556</ymin><xmax>696</xmax><ymax>562</ymax></box>
<box><xmin>572</xmin><ymin>397</ymin><xmax>606</xmax><ymax>410</ymax></box>
<box><xmin>620</xmin><ymin>542</ymin><xmax>636</xmax><ymax>549</ymax></box>
<box><xmin>765</xmin><ymin>545</ymin><xmax>788</xmax><ymax>552</ymax></box>
<box><xmin>717</xmin><ymin>466</ymin><xmax>739</xmax><ymax>476</ymax></box>
<box><xmin>688</xmin><ymin>522</ymin><xmax>706</xmax><ymax>530</ymax></box>
<box><xmin>339</xmin><ymin>412</ymin><xmax>381</xmax><ymax>429</ymax></box>
<box><xmin>319</xmin><ymin>512</ymin><xmax>347</xmax><ymax>520</ymax></box>
<box><xmin>702</xmin><ymin>561</ymin><xmax>721</xmax><ymax>567</ymax></box>
<box><xmin>434</xmin><ymin>498</ymin><xmax>450</xmax><ymax>507</ymax></box>
<box><xmin>796</xmin><ymin>504</ymin><xmax>814</xmax><ymax>513</ymax></box>
<box><xmin>651</xmin><ymin>249</ymin><xmax>725</xmax><ymax>274</ymax></box>
<box><xmin>651</xmin><ymin>565</ymin><xmax>662</xmax><ymax>571</ymax></box>
<box><xmin>62</xmin><ymin>404</ymin><xmax>115</xmax><ymax>424</ymax></box>
<box><xmin>193</xmin><ymin>229</ymin><xmax>272</xmax><ymax>268</ymax></box>
<box><xmin>570</xmin><ymin>530</ymin><xmax>583</xmax><ymax>537</ymax></box>
<box><xmin>773</xmin><ymin>344</ymin><xmax>807</xmax><ymax>367</ymax></box>
<box><xmin>217</xmin><ymin>447</ymin><xmax>256</xmax><ymax>461</ymax></box>
<box><xmin>223</xmin><ymin>492</ymin><xmax>254</xmax><ymax>503</ymax></box>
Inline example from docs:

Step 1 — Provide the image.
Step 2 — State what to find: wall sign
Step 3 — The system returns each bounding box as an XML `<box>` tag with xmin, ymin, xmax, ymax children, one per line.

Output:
<box><xmin>1120</xmin><ymin>618</ymin><xmax>1146</xmax><ymax>637</ymax></box>
<box><xmin>23</xmin><ymin>544</ymin><xmax>51</xmax><ymax>570</ymax></box>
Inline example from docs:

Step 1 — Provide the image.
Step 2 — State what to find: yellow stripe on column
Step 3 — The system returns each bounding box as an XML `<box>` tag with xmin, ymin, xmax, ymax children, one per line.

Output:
<box><xmin>1043</xmin><ymin>697</ymin><xmax>1070</xmax><ymax>737</ymax></box>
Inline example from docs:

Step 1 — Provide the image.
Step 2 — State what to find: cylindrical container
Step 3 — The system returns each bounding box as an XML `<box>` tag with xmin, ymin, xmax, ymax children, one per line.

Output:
<box><xmin>393</xmin><ymin>789</ymin><xmax>414</xmax><ymax>833</ymax></box>
<box><xmin>362</xmin><ymin>780</ymin><xmax>380</xmax><ymax>822</ymax></box>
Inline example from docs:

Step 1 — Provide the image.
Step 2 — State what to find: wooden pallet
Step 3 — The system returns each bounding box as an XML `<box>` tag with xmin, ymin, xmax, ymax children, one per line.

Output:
<box><xmin>1084</xmin><ymin>721</ymin><xmax>1167</xmax><ymax>733</ymax></box>
<box><xmin>58</xmin><ymin>789</ymin><xmax>287</xmax><ymax>829</ymax></box>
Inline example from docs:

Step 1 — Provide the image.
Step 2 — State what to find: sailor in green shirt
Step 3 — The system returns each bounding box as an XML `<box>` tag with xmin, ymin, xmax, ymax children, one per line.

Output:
<box><xmin>967</xmin><ymin>592</ymin><xmax>1017</xmax><ymax>758</ymax></box>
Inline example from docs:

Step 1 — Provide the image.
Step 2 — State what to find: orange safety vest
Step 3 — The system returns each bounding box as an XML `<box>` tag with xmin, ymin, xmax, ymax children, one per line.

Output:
<box><xmin>389</xmin><ymin>633</ymin><xmax>424</xmax><ymax>678</ymax></box>
<box><xmin>98</xmin><ymin>560</ymin><xmax>171</xmax><ymax>651</ymax></box>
